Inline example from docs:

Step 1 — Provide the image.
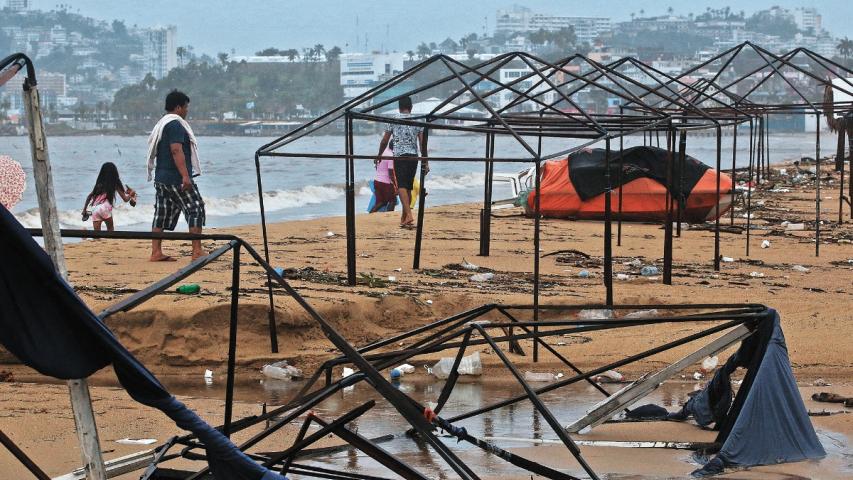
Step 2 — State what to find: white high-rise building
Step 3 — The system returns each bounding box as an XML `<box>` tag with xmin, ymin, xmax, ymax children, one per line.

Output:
<box><xmin>339</xmin><ymin>53</ymin><xmax>405</xmax><ymax>99</ymax></box>
<box><xmin>495</xmin><ymin>7</ymin><xmax>611</xmax><ymax>45</ymax></box>
<box><xmin>793</xmin><ymin>7</ymin><xmax>822</xmax><ymax>34</ymax></box>
<box><xmin>143</xmin><ymin>26</ymin><xmax>177</xmax><ymax>79</ymax></box>
<box><xmin>6</xmin><ymin>0</ymin><xmax>29</xmax><ymax>11</ymax></box>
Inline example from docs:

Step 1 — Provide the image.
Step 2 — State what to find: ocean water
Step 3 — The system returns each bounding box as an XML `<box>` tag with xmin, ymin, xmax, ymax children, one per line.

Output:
<box><xmin>6</xmin><ymin>132</ymin><xmax>833</xmax><ymax>231</ymax></box>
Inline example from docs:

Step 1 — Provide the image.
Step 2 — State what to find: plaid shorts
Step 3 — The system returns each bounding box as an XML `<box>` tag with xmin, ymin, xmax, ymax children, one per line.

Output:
<box><xmin>152</xmin><ymin>182</ymin><xmax>206</xmax><ymax>230</ymax></box>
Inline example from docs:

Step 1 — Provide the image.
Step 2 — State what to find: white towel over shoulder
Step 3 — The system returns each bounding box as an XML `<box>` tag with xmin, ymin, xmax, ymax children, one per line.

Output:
<box><xmin>146</xmin><ymin>114</ymin><xmax>202</xmax><ymax>182</ymax></box>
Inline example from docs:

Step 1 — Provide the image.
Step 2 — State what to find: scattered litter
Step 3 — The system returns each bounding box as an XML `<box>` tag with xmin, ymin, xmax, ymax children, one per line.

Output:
<box><xmin>786</xmin><ymin>223</ymin><xmax>805</xmax><ymax>231</ymax></box>
<box><xmin>431</xmin><ymin>352</ymin><xmax>482</xmax><ymax>379</ymax></box>
<box><xmin>749</xmin><ymin>271</ymin><xmax>765</xmax><ymax>278</ymax></box>
<box><xmin>693</xmin><ymin>371</ymin><xmax>704</xmax><ymax>380</ymax></box>
<box><xmin>623</xmin><ymin>309</ymin><xmax>659</xmax><ymax>319</ymax></box>
<box><xmin>393</xmin><ymin>267</ymin><xmax>402</xmax><ymax>272</ymax></box>
<box><xmin>556</xmin><ymin>341</ymin><xmax>567</xmax><ymax>346</ymax></box>
<box><xmin>812</xmin><ymin>378</ymin><xmax>831</xmax><ymax>387</ymax></box>
<box><xmin>204</xmin><ymin>369</ymin><xmax>213</xmax><ymax>385</ymax></box>
<box><xmin>425</xmin><ymin>299</ymin><xmax>433</xmax><ymax>305</ymax></box>
<box><xmin>628</xmin><ymin>259</ymin><xmax>643</xmax><ymax>268</ymax></box>
<box><xmin>594</xmin><ymin>370</ymin><xmax>624</xmax><ymax>383</ymax></box>
<box><xmin>342</xmin><ymin>367</ymin><xmax>355</xmax><ymax>392</ymax></box>
<box><xmin>721</xmin><ymin>256</ymin><xmax>735</xmax><ymax>263</ymax></box>
<box><xmin>273</xmin><ymin>267</ymin><xmax>285</xmax><ymax>277</ymax></box>
<box><xmin>640</xmin><ymin>265</ymin><xmax>659</xmax><ymax>276</ymax></box>
<box><xmin>326</xmin><ymin>231</ymin><xmax>335</xmax><ymax>237</ymax></box>
<box><xmin>578</xmin><ymin>270</ymin><xmax>591</xmax><ymax>278</ymax></box>
<box><xmin>778</xmin><ymin>168</ymin><xmax>787</xmax><ymax>176</ymax></box>
<box><xmin>387</xmin><ymin>275</ymin><xmax>397</xmax><ymax>282</ymax></box>
<box><xmin>792</xmin><ymin>265</ymin><xmax>809</xmax><ymax>273</ymax></box>
<box><xmin>261</xmin><ymin>361</ymin><xmax>303</xmax><ymax>381</ymax></box>
<box><xmin>461</xmin><ymin>258</ymin><xmax>479</xmax><ymax>271</ymax></box>
<box><xmin>616</xmin><ymin>273</ymin><xmax>630</xmax><ymax>281</ymax></box>
<box><xmin>761</xmin><ymin>240</ymin><xmax>771</xmax><ymax>249</ymax></box>
<box><xmin>396</xmin><ymin>364</ymin><xmax>415</xmax><ymax>374</ymax></box>
<box><xmin>701</xmin><ymin>356</ymin><xmax>719</xmax><ymax>373</ymax></box>
<box><xmin>577</xmin><ymin>309</ymin><xmax>613</xmax><ymax>320</ymax></box>
<box><xmin>176</xmin><ymin>284</ymin><xmax>200</xmax><ymax>294</ymax></box>
<box><xmin>116</xmin><ymin>438</ymin><xmax>157</xmax><ymax>445</ymax></box>
<box><xmin>390</xmin><ymin>368</ymin><xmax>403</xmax><ymax>379</ymax></box>
<box><xmin>524</xmin><ymin>371</ymin><xmax>556</xmax><ymax>382</ymax></box>
<box><xmin>469</xmin><ymin>272</ymin><xmax>494</xmax><ymax>282</ymax></box>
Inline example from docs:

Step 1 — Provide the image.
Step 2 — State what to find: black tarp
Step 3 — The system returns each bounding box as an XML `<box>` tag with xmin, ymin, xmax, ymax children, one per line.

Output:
<box><xmin>568</xmin><ymin>146</ymin><xmax>710</xmax><ymax>201</ymax></box>
<box><xmin>689</xmin><ymin>311</ymin><xmax>825</xmax><ymax>477</ymax></box>
<box><xmin>0</xmin><ymin>204</ymin><xmax>285</xmax><ymax>480</ymax></box>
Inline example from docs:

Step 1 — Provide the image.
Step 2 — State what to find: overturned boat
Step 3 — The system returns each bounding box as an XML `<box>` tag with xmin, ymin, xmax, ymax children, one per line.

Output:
<box><xmin>496</xmin><ymin>146</ymin><xmax>735</xmax><ymax>223</ymax></box>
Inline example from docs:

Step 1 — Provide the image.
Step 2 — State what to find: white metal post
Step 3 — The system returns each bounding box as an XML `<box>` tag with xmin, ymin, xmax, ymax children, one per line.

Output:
<box><xmin>23</xmin><ymin>80</ymin><xmax>107</xmax><ymax>480</ymax></box>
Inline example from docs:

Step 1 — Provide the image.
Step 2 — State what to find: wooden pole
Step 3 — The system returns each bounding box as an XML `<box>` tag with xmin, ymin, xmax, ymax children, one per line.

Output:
<box><xmin>23</xmin><ymin>81</ymin><xmax>107</xmax><ymax>480</ymax></box>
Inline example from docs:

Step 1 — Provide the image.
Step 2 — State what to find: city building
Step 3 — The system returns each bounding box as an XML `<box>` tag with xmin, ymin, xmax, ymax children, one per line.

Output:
<box><xmin>6</xmin><ymin>0</ymin><xmax>29</xmax><ymax>11</ymax></box>
<box><xmin>793</xmin><ymin>7</ymin><xmax>821</xmax><ymax>34</ymax></box>
<box><xmin>142</xmin><ymin>26</ymin><xmax>177</xmax><ymax>79</ymax></box>
<box><xmin>339</xmin><ymin>52</ymin><xmax>405</xmax><ymax>99</ymax></box>
<box><xmin>495</xmin><ymin>6</ymin><xmax>611</xmax><ymax>45</ymax></box>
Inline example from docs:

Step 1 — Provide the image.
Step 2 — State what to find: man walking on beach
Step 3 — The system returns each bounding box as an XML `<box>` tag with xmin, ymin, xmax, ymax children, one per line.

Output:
<box><xmin>376</xmin><ymin>96</ymin><xmax>428</xmax><ymax>227</ymax></box>
<box><xmin>146</xmin><ymin>90</ymin><xmax>206</xmax><ymax>261</ymax></box>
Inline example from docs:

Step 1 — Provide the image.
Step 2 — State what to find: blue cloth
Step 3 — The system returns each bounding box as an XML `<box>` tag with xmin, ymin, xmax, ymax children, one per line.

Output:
<box><xmin>691</xmin><ymin>311</ymin><xmax>825</xmax><ymax>476</ymax></box>
<box><xmin>0</xmin><ymin>204</ymin><xmax>286</xmax><ymax>480</ymax></box>
<box><xmin>155</xmin><ymin>120</ymin><xmax>193</xmax><ymax>185</ymax></box>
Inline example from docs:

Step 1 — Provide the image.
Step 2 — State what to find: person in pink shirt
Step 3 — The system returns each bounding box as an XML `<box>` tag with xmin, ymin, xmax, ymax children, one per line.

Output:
<box><xmin>371</xmin><ymin>148</ymin><xmax>398</xmax><ymax>213</ymax></box>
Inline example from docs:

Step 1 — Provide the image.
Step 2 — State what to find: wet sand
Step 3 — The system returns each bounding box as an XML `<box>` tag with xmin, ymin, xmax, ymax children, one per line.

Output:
<box><xmin>0</xmin><ymin>160</ymin><xmax>851</xmax><ymax>477</ymax></box>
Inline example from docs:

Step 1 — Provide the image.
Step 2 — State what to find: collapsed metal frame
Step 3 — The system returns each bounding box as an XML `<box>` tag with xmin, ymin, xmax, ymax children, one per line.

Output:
<box><xmin>24</xmin><ymin>228</ymin><xmax>773</xmax><ymax>479</ymax></box>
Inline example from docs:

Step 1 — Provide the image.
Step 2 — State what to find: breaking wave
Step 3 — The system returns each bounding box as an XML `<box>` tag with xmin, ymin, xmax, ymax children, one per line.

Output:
<box><xmin>13</xmin><ymin>171</ymin><xmax>492</xmax><ymax>228</ymax></box>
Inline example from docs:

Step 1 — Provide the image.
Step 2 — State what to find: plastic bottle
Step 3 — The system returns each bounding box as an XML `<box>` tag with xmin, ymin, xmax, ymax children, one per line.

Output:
<box><xmin>176</xmin><ymin>284</ymin><xmax>200</xmax><ymax>294</ymax></box>
<box><xmin>640</xmin><ymin>265</ymin><xmax>658</xmax><ymax>276</ymax></box>
<box><xmin>458</xmin><ymin>352</ymin><xmax>482</xmax><ymax>376</ymax></box>
<box><xmin>430</xmin><ymin>352</ymin><xmax>482</xmax><ymax>379</ymax></box>
<box><xmin>390</xmin><ymin>368</ymin><xmax>402</xmax><ymax>379</ymax></box>
<box><xmin>396</xmin><ymin>364</ymin><xmax>416</xmax><ymax>374</ymax></box>
<box><xmin>261</xmin><ymin>360</ymin><xmax>303</xmax><ymax>380</ymax></box>
<box><xmin>524</xmin><ymin>371</ymin><xmax>555</xmax><ymax>382</ymax></box>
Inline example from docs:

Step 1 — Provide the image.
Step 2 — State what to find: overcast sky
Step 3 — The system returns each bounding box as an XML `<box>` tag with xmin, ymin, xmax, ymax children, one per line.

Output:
<box><xmin>33</xmin><ymin>1</ymin><xmax>853</xmax><ymax>56</ymax></box>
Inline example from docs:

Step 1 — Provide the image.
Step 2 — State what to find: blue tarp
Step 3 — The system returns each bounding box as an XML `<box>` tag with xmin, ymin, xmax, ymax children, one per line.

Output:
<box><xmin>691</xmin><ymin>311</ymin><xmax>825</xmax><ymax>476</ymax></box>
<box><xmin>0</xmin><ymin>204</ymin><xmax>285</xmax><ymax>480</ymax></box>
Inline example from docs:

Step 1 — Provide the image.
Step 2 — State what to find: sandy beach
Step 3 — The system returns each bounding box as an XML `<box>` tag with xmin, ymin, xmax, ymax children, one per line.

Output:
<box><xmin>1</xmin><ymin>160</ymin><xmax>851</xmax><ymax>478</ymax></box>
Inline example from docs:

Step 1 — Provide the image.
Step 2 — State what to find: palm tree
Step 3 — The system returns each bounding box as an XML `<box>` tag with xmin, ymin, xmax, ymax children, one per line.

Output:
<box><xmin>284</xmin><ymin>49</ymin><xmax>299</xmax><ymax>62</ymax></box>
<box><xmin>176</xmin><ymin>46</ymin><xmax>187</xmax><ymax>67</ymax></box>
<box><xmin>406</xmin><ymin>50</ymin><xmax>415</xmax><ymax>61</ymax></box>
<box><xmin>837</xmin><ymin>37</ymin><xmax>853</xmax><ymax>61</ymax></box>
<box><xmin>326</xmin><ymin>46</ymin><xmax>342</xmax><ymax>63</ymax></box>
<box><xmin>217</xmin><ymin>52</ymin><xmax>229</xmax><ymax>65</ymax></box>
<box><xmin>667</xmin><ymin>7</ymin><xmax>674</xmax><ymax>16</ymax></box>
<box><xmin>313</xmin><ymin>44</ymin><xmax>325</xmax><ymax>61</ymax></box>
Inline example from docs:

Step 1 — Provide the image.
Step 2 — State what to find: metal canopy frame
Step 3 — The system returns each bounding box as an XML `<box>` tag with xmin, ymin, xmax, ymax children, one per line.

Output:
<box><xmin>252</xmin><ymin>50</ymin><xmax>763</xmax><ymax>343</ymax></box>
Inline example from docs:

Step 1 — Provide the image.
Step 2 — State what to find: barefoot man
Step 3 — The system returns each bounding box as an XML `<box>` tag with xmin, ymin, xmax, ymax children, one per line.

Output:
<box><xmin>146</xmin><ymin>90</ymin><xmax>206</xmax><ymax>261</ymax></box>
<box><xmin>376</xmin><ymin>96</ymin><xmax>428</xmax><ymax>227</ymax></box>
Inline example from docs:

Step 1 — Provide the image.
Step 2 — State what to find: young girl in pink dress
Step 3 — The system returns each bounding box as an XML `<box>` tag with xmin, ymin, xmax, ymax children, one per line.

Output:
<box><xmin>82</xmin><ymin>162</ymin><xmax>137</xmax><ymax>231</ymax></box>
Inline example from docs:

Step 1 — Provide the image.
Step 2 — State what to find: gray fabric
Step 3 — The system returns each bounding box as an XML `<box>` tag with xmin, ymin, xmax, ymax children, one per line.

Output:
<box><xmin>716</xmin><ymin>314</ymin><xmax>825</xmax><ymax>467</ymax></box>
